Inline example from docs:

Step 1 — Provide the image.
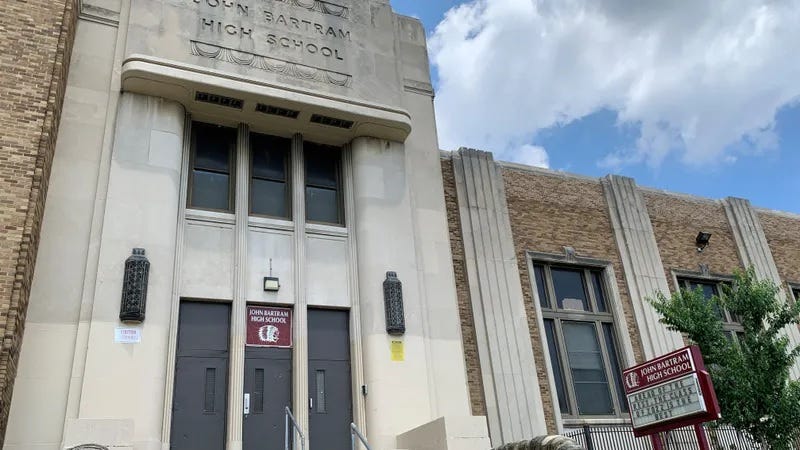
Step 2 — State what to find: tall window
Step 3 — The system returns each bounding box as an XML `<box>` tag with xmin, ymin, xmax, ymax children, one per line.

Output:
<box><xmin>534</xmin><ymin>263</ymin><xmax>628</xmax><ymax>418</ymax></box>
<box><xmin>250</xmin><ymin>133</ymin><xmax>290</xmax><ymax>219</ymax></box>
<box><xmin>189</xmin><ymin>122</ymin><xmax>236</xmax><ymax>212</ymax></box>
<box><xmin>677</xmin><ymin>278</ymin><xmax>743</xmax><ymax>341</ymax></box>
<box><xmin>790</xmin><ymin>285</ymin><xmax>800</xmax><ymax>305</ymax></box>
<box><xmin>187</xmin><ymin>122</ymin><xmax>346</xmax><ymax>222</ymax></box>
<box><xmin>304</xmin><ymin>142</ymin><xmax>343</xmax><ymax>225</ymax></box>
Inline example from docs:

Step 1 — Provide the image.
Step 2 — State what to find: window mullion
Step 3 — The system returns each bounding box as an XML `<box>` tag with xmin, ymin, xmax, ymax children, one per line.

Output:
<box><xmin>544</xmin><ymin>266</ymin><xmax>557</xmax><ymax>310</ymax></box>
<box><xmin>554</xmin><ymin>318</ymin><xmax>578</xmax><ymax>417</ymax></box>
<box><xmin>584</xmin><ymin>268</ymin><xmax>597</xmax><ymax>312</ymax></box>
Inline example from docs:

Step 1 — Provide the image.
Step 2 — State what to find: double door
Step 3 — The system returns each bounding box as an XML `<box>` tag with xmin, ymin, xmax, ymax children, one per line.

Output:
<box><xmin>171</xmin><ymin>304</ymin><xmax>351</xmax><ymax>450</ymax></box>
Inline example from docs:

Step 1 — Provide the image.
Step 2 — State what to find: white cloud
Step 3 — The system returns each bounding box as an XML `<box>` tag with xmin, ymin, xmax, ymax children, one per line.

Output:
<box><xmin>509</xmin><ymin>144</ymin><xmax>550</xmax><ymax>168</ymax></box>
<box><xmin>430</xmin><ymin>0</ymin><xmax>800</xmax><ymax>168</ymax></box>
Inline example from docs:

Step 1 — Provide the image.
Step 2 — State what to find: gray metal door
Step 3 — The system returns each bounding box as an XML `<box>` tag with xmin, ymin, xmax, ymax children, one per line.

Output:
<box><xmin>171</xmin><ymin>301</ymin><xmax>230</xmax><ymax>450</ymax></box>
<box><xmin>308</xmin><ymin>309</ymin><xmax>352</xmax><ymax>450</ymax></box>
<box><xmin>243</xmin><ymin>346</ymin><xmax>292</xmax><ymax>450</ymax></box>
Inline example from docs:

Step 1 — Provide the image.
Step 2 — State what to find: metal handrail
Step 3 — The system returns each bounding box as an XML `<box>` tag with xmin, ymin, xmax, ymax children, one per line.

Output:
<box><xmin>350</xmin><ymin>423</ymin><xmax>372</xmax><ymax>450</ymax></box>
<box><xmin>284</xmin><ymin>406</ymin><xmax>305</xmax><ymax>450</ymax></box>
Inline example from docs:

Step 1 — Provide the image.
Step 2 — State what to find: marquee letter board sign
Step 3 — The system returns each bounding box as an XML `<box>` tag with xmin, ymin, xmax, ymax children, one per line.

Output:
<box><xmin>246</xmin><ymin>305</ymin><xmax>292</xmax><ymax>348</ymax></box>
<box><xmin>623</xmin><ymin>345</ymin><xmax>721</xmax><ymax>437</ymax></box>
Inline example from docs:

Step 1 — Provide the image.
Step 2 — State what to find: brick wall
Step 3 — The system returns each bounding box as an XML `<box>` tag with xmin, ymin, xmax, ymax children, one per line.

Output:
<box><xmin>643</xmin><ymin>192</ymin><xmax>743</xmax><ymax>288</ymax></box>
<box><xmin>441</xmin><ymin>158</ymin><xmax>488</xmax><ymax>416</ymax></box>
<box><xmin>0</xmin><ymin>0</ymin><xmax>79</xmax><ymax>443</ymax></box>
<box><xmin>501</xmin><ymin>167</ymin><xmax>644</xmax><ymax>433</ymax></box>
<box><xmin>759</xmin><ymin>211</ymin><xmax>800</xmax><ymax>285</ymax></box>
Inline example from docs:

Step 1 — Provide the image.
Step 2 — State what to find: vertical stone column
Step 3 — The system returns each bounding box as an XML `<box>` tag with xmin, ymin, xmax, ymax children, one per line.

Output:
<box><xmin>291</xmin><ymin>134</ymin><xmax>309</xmax><ymax>439</ymax></box>
<box><xmin>342</xmin><ymin>144</ymin><xmax>367</xmax><ymax>433</ymax></box>
<box><xmin>602</xmin><ymin>175</ymin><xmax>684</xmax><ymax>360</ymax></box>
<box><xmin>226</xmin><ymin>124</ymin><xmax>250</xmax><ymax>450</ymax></box>
<box><xmin>63</xmin><ymin>93</ymin><xmax>184</xmax><ymax>448</ymax></box>
<box><xmin>451</xmin><ymin>148</ymin><xmax>547</xmax><ymax>445</ymax></box>
<box><xmin>724</xmin><ymin>197</ymin><xmax>800</xmax><ymax>378</ymax></box>
<box><xmin>351</xmin><ymin>136</ymin><xmax>433</xmax><ymax>449</ymax></box>
<box><xmin>160</xmin><ymin>112</ymin><xmax>191</xmax><ymax>450</ymax></box>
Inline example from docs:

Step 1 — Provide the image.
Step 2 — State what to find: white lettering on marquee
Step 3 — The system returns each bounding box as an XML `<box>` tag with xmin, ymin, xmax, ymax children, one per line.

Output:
<box><xmin>627</xmin><ymin>373</ymin><xmax>707</xmax><ymax>428</ymax></box>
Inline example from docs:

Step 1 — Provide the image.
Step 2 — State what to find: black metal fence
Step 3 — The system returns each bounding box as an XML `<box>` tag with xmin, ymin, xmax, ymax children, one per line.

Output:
<box><xmin>563</xmin><ymin>424</ymin><xmax>798</xmax><ymax>450</ymax></box>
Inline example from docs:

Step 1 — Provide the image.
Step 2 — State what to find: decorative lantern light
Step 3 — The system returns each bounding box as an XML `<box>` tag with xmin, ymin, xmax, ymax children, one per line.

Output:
<box><xmin>383</xmin><ymin>271</ymin><xmax>406</xmax><ymax>335</ymax></box>
<box><xmin>120</xmin><ymin>248</ymin><xmax>150</xmax><ymax>323</ymax></box>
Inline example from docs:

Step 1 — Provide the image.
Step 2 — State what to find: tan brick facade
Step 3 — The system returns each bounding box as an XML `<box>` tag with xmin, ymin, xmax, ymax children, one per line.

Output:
<box><xmin>502</xmin><ymin>167</ymin><xmax>645</xmax><ymax>432</ymax></box>
<box><xmin>643</xmin><ymin>192</ymin><xmax>743</xmax><ymax>288</ymax></box>
<box><xmin>441</xmin><ymin>159</ymin><xmax>488</xmax><ymax>417</ymax></box>
<box><xmin>0</xmin><ymin>0</ymin><xmax>79</xmax><ymax>442</ymax></box>
<box><xmin>760</xmin><ymin>211</ymin><xmax>800</xmax><ymax>285</ymax></box>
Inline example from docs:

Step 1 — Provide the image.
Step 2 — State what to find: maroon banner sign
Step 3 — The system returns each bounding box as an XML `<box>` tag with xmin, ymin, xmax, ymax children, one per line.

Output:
<box><xmin>623</xmin><ymin>345</ymin><xmax>721</xmax><ymax>437</ymax></box>
<box><xmin>246</xmin><ymin>306</ymin><xmax>292</xmax><ymax>348</ymax></box>
<box><xmin>623</xmin><ymin>347</ymin><xmax>695</xmax><ymax>393</ymax></box>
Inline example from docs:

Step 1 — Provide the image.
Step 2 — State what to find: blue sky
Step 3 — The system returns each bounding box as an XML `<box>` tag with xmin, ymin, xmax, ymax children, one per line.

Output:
<box><xmin>391</xmin><ymin>0</ymin><xmax>800</xmax><ymax>213</ymax></box>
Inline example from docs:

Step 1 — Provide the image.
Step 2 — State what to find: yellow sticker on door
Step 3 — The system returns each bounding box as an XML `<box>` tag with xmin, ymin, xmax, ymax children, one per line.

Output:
<box><xmin>390</xmin><ymin>340</ymin><xmax>404</xmax><ymax>362</ymax></box>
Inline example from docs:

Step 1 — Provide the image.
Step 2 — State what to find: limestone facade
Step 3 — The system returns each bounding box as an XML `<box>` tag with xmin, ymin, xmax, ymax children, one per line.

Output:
<box><xmin>4</xmin><ymin>1</ymin><xmax>487</xmax><ymax>449</ymax></box>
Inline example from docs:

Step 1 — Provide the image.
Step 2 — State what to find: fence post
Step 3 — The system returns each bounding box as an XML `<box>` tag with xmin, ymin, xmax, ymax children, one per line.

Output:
<box><xmin>583</xmin><ymin>425</ymin><xmax>595</xmax><ymax>450</ymax></box>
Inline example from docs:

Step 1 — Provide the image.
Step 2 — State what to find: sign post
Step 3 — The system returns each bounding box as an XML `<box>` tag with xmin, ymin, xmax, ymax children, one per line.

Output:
<box><xmin>623</xmin><ymin>346</ymin><xmax>721</xmax><ymax>449</ymax></box>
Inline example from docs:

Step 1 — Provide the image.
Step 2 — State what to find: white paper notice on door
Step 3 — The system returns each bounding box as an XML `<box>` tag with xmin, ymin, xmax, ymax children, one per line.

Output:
<box><xmin>115</xmin><ymin>327</ymin><xmax>141</xmax><ymax>344</ymax></box>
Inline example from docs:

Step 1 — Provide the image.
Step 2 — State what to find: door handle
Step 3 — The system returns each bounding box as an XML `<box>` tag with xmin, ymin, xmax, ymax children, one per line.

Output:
<box><xmin>243</xmin><ymin>393</ymin><xmax>250</xmax><ymax>415</ymax></box>
<box><xmin>309</xmin><ymin>397</ymin><xmax>313</xmax><ymax>410</ymax></box>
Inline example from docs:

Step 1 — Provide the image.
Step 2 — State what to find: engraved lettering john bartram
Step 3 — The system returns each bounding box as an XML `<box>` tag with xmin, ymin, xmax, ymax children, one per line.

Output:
<box><xmin>192</xmin><ymin>0</ymin><xmax>352</xmax><ymax>62</ymax></box>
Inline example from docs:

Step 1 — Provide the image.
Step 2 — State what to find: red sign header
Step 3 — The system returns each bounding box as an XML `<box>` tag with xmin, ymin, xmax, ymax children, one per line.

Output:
<box><xmin>246</xmin><ymin>306</ymin><xmax>292</xmax><ymax>348</ymax></box>
<box><xmin>622</xmin><ymin>345</ymin><xmax>721</xmax><ymax>437</ymax></box>
<box><xmin>623</xmin><ymin>347</ymin><xmax>697</xmax><ymax>394</ymax></box>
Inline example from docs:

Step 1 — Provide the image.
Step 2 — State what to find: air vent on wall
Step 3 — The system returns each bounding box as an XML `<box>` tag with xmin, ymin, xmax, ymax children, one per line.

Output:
<box><xmin>256</xmin><ymin>103</ymin><xmax>300</xmax><ymax>119</ymax></box>
<box><xmin>195</xmin><ymin>91</ymin><xmax>244</xmax><ymax>109</ymax></box>
<box><xmin>310</xmin><ymin>114</ymin><xmax>354</xmax><ymax>129</ymax></box>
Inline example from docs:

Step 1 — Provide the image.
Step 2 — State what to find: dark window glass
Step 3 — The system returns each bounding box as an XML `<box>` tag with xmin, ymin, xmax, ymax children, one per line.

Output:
<box><xmin>534</xmin><ymin>265</ymin><xmax>549</xmax><ymax>308</ymax></box>
<box><xmin>562</xmin><ymin>321</ymin><xmax>614</xmax><ymax>415</ymax></box>
<box><xmin>304</xmin><ymin>143</ymin><xmax>342</xmax><ymax>225</ymax></box>
<box><xmin>544</xmin><ymin>319</ymin><xmax>570</xmax><ymax>413</ymax></box>
<box><xmin>253</xmin><ymin>368</ymin><xmax>264</xmax><ymax>414</ymax></box>
<box><xmin>686</xmin><ymin>280</ymin><xmax>725</xmax><ymax>320</ymax></box>
<box><xmin>592</xmin><ymin>271</ymin><xmax>607</xmax><ymax>312</ymax></box>
<box><xmin>552</xmin><ymin>268</ymin><xmax>590</xmax><ymax>311</ymax></box>
<box><xmin>306</xmin><ymin>187</ymin><xmax>339</xmax><ymax>223</ymax></box>
<box><xmin>192</xmin><ymin>171</ymin><xmax>231</xmax><ymax>210</ymax></box>
<box><xmin>602</xmin><ymin>323</ymin><xmax>627</xmax><ymax>412</ymax></box>
<box><xmin>204</xmin><ymin>368</ymin><xmax>216</xmax><ymax>412</ymax></box>
<box><xmin>190</xmin><ymin>122</ymin><xmax>235</xmax><ymax>211</ymax></box>
<box><xmin>252</xmin><ymin>179</ymin><xmax>288</xmax><ymax>218</ymax></box>
<box><xmin>250</xmin><ymin>133</ymin><xmax>290</xmax><ymax>218</ymax></box>
<box><xmin>316</xmin><ymin>370</ymin><xmax>327</xmax><ymax>413</ymax></box>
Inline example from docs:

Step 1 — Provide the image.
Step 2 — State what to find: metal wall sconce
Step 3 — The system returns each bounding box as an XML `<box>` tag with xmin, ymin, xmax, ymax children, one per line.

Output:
<box><xmin>383</xmin><ymin>271</ymin><xmax>406</xmax><ymax>335</ymax></box>
<box><xmin>120</xmin><ymin>248</ymin><xmax>150</xmax><ymax>323</ymax></box>
<box><xmin>696</xmin><ymin>232</ymin><xmax>712</xmax><ymax>252</ymax></box>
